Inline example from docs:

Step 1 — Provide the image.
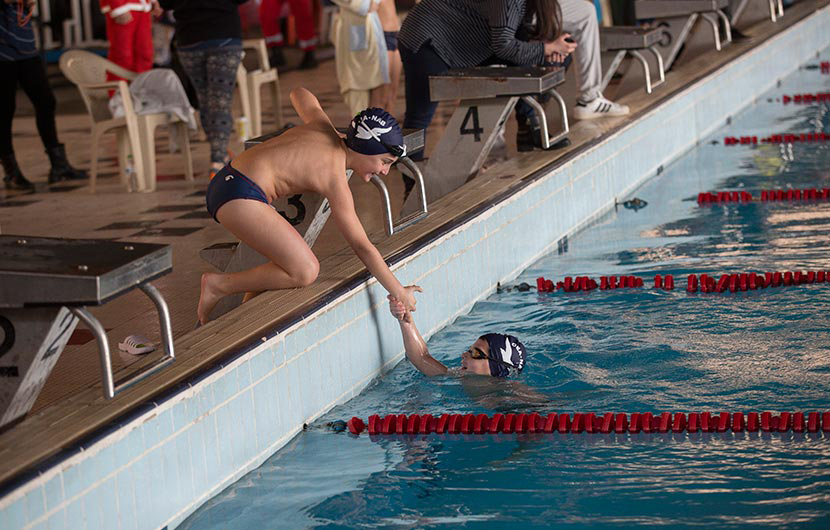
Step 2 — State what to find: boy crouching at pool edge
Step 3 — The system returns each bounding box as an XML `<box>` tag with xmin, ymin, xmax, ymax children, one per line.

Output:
<box><xmin>197</xmin><ymin>87</ymin><xmax>421</xmax><ymax>324</ymax></box>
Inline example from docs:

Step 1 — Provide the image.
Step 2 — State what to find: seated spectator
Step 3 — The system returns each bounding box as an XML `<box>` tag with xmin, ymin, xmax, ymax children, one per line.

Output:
<box><xmin>398</xmin><ymin>0</ymin><xmax>628</xmax><ymax>155</ymax></box>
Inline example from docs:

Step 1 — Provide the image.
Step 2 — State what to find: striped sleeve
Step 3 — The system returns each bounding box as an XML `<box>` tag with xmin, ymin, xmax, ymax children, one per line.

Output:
<box><xmin>487</xmin><ymin>0</ymin><xmax>545</xmax><ymax>66</ymax></box>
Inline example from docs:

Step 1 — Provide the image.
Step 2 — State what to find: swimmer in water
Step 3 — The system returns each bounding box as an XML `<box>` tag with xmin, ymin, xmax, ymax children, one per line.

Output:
<box><xmin>387</xmin><ymin>296</ymin><xmax>526</xmax><ymax>377</ymax></box>
<box><xmin>197</xmin><ymin>87</ymin><xmax>421</xmax><ymax>325</ymax></box>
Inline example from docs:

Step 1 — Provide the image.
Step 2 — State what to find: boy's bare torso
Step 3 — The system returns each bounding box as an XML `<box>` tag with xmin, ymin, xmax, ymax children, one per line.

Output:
<box><xmin>231</xmin><ymin>123</ymin><xmax>347</xmax><ymax>202</ymax></box>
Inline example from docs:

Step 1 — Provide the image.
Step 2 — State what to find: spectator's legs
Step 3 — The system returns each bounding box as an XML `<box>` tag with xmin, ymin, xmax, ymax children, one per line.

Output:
<box><xmin>0</xmin><ymin>60</ymin><xmax>20</xmax><ymax>158</ymax></box>
<box><xmin>400</xmin><ymin>43</ymin><xmax>449</xmax><ymax>161</ymax></box>
<box><xmin>344</xmin><ymin>89</ymin><xmax>370</xmax><ymax>117</ymax></box>
<box><xmin>259</xmin><ymin>0</ymin><xmax>286</xmax><ymax>66</ymax></box>
<box><xmin>203</xmin><ymin>47</ymin><xmax>242</xmax><ymax>168</ymax></box>
<box><xmin>0</xmin><ymin>59</ymin><xmax>33</xmax><ymax>189</ymax></box>
<box><xmin>16</xmin><ymin>56</ymin><xmax>58</xmax><ymax>151</ymax></box>
<box><xmin>105</xmin><ymin>15</ymin><xmax>139</xmax><ymax>82</ymax></box>
<box><xmin>133</xmin><ymin>11</ymin><xmax>155</xmax><ymax>73</ymax></box>
<box><xmin>15</xmin><ymin>56</ymin><xmax>87</xmax><ymax>183</ymax></box>
<box><xmin>285</xmin><ymin>0</ymin><xmax>318</xmax><ymax>68</ymax></box>
<box><xmin>559</xmin><ymin>0</ymin><xmax>603</xmax><ymax>103</ymax></box>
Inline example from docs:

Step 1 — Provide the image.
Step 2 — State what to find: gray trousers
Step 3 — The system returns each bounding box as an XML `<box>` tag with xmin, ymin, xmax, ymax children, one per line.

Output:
<box><xmin>560</xmin><ymin>0</ymin><xmax>603</xmax><ymax>102</ymax></box>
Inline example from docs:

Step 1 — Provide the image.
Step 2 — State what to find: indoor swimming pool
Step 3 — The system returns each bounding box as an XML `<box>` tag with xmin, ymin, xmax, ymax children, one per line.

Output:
<box><xmin>180</xmin><ymin>52</ymin><xmax>830</xmax><ymax>529</ymax></box>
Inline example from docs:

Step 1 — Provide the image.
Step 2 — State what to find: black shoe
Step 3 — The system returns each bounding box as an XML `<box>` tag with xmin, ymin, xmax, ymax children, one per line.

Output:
<box><xmin>516</xmin><ymin>116</ymin><xmax>536</xmax><ymax>152</ymax></box>
<box><xmin>269</xmin><ymin>47</ymin><xmax>286</xmax><ymax>68</ymax></box>
<box><xmin>46</xmin><ymin>144</ymin><xmax>87</xmax><ymax>184</ymax></box>
<box><xmin>731</xmin><ymin>28</ymin><xmax>751</xmax><ymax>42</ymax></box>
<box><xmin>1</xmin><ymin>153</ymin><xmax>35</xmax><ymax>190</ymax></box>
<box><xmin>298</xmin><ymin>50</ymin><xmax>318</xmax><ymax>70</ymax></box>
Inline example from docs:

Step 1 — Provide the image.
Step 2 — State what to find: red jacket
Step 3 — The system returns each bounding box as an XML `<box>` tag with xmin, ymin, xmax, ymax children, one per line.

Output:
<box><xmin>99</xmin><ymin>0</ymin><xmax>153</xmax><ymax>17</ymax></box>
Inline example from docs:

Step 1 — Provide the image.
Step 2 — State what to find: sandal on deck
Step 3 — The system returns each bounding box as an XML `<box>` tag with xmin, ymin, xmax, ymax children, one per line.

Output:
<box><xmin>118</xmin><ymin>334</ymin><xmax>156</xmax><ymax>355</ymax></box>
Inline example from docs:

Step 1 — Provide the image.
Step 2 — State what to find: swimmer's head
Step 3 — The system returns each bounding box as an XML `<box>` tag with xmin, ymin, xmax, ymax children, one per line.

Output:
<box><xmin>344</xmin><ymin>108</ymin><xmax>406</xmax><ymax>181</ymax></box>
<box><xmin>460</xmin><ymin>333</ymin><xmax>527</xmax><ymax>377</ymax></box>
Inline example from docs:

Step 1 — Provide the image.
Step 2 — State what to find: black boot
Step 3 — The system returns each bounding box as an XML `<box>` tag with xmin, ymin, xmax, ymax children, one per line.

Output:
<box><xmin>46</xmin><ymin>144</ymin><xmax>88</xmax><ymax>184</ymax></box>
<box><xmin>269</xmin><ymin>47</ymin><xmax>286</xmax><ymax>68</ymax></box>
<box><xmin>1</xmin><ymin>153</ymin><xmax>35</xmax><ymax>190</ymax></box>
<box><xmin>298</xmin><ymin>50</ymin><xmax>318</xmax><ymax>70</ymax></box>
<box><xmin>516</xmin><ymin>115</ymin><xmax>536</xmax><ymax>152</ymax></box>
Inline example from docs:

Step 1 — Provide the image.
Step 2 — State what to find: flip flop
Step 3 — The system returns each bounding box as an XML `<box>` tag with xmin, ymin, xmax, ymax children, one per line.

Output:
<box><xmin>118</xmin><ymin>334</ymin><xmax>156</xmax><ymax>355</ymax></box>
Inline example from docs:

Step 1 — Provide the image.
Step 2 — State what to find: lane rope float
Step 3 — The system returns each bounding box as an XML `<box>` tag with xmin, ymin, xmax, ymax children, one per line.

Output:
<box><xmin>532</xmin><ymin>270</ymin><xmax>827</xmax><ymax>294</ymax></box>
<box><xmin>723</xmin><ymin>133</ymin><xmax>829</xmax><ymax>145</ymax></box>
<box><xmin>697</xmin><ymin>188</ymin><xmax>830</xmax><ymax>203</ymax></box>
<box><xmin>342</xmin><ymin>412</ymin><xmax>830</xmax><ymax>436</ymax></box>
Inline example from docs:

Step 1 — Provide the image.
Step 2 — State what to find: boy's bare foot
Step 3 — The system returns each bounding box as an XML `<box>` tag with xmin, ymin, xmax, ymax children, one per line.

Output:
<box><xmin>197</xmin><ymin>272</ymin><xmax>224</xmax><ymax>325</ymax></box>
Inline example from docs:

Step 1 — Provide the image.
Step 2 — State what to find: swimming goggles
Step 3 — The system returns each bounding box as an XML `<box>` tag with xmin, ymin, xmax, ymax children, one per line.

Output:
<box><xmin>466</xmin><ymin>347</ymin><xmax>514</xmax><ymax>370</ymax></box>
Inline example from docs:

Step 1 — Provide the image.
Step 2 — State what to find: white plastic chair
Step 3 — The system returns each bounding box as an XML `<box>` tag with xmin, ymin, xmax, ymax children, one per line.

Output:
<box><xmin>59</xmin><ymin>50</ymin><xmax>194</xmax><ymax>192</ymax></box>
<box><xmin>241</xmin><ymin>39</ymin><xmax>284</xmax><ymax>137</ymax></box>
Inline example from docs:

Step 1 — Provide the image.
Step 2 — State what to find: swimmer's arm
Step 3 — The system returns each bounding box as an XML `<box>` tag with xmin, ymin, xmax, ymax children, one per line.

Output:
<box><xmin>326</xmin><ymin>178</ymin><xmax>416</xmax><ymax>309</ymax></box>
<box><xmin>396</xmin><ymin>311</ymin><xmax>448</xmax><ymax>377</ymax></box>
<box><xmin>289</xmin><ymin>87</ymin><xmax>336</xmax><ymax>129</ymax></box>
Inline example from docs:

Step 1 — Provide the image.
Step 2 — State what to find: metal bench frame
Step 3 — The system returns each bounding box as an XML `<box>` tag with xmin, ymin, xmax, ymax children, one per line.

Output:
<box><xmin>0</xmin><ymin>236</ymin><xmax>175</xmax><ymax>427</ymax></box>
<box><xmin>635</xmin><ymin>1</ymin><xmax>733</xmax><ymax>71</ymax></box>
<box><xmin>600</xmin><ymin>27</ymin><xmax>667</xmax><ymax>94</ymax></box>
<box><xmin>401</xmin><ymin>65</ymin><xmax>568</xmax><ymax>214</ymax></box>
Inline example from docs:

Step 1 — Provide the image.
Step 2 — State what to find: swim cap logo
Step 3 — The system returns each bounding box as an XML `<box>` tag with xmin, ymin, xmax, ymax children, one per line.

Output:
<box><xmin>355</xmin><ymin>122</ymin><xmax>393</xmax><ymax>141</ymax></box>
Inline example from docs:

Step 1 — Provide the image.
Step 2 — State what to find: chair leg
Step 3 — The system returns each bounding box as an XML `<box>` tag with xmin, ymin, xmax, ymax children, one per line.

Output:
<box><xmin>179</xmin><ymin>121</ymin><xmax>194</xmax><ymax>183</ymax></box>
<box><xmin>124</xmin><ymin>113</ymin><xmax>146</xmax><ymax>192</ymax></box>
<box><xmin>270</xmin><ymin>78</ymin><xmax>283</xmax><ymax>129</ymax></box>
<box><xmin>89</xmin><ymin>130</ymin><xmax>101</xmax><ymax>193</ymax></box>
<box><xmin>236</xmin><ymin>65</ymin><xmax>252</xmax><ymax>140</ymax></box>
<box><xmin>249</xmin><ymin>80</ymin><xmax>262</xmax><ymax>138</ymax></box>
<box><xmin>138</xmin><ymin>117</ymin><xmax>158</xmax><ymax>192</ymax></box>
<box><xmin>116</xmin><ymin>129</ymin><xmax>130</xmax><ymax>190</ymax></box>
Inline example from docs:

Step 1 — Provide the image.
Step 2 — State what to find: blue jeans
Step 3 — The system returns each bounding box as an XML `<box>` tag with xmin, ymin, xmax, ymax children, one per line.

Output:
<box><xmin>400</xmin><ymin>42</ymin><xmax>449</xmax><ymax>160</ymax></box>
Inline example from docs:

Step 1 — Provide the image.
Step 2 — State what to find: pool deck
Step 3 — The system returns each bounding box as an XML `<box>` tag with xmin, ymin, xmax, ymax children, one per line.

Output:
<box><xmin>2</xmin><ymin>1</ymin><xmax>830</xmax><ymax>527</ymax></box>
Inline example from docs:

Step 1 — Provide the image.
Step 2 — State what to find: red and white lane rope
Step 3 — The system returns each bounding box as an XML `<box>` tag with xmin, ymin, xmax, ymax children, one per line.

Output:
<box><xmin>344</xmin><ymin>412</ymin><xmax>830</xmax><ymax>436</ymax></box>
<box><xmin>534</xmin><ymin>270</ymin><xmax>827</xmax><ymax>294</ymax></box>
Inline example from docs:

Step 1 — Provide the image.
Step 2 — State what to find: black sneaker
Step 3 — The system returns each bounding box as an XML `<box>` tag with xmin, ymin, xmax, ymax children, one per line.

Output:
<box><xmin>269</xmin><ymin>47</ymin><xmax>286</xmax><ymax>68</ymax></box>
<box><xmin>298</xmin><ymin>50</ymin><xmax>318</xmax><ymax>70</ymax></box>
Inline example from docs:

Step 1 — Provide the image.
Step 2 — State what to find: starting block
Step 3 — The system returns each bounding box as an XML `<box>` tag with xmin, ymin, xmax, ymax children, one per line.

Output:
<box><xmin>635</xmin><ymin>0</ymin><xmax>732</xmax><ymax>71</ymax></box>
<box><xmin>600</xmin><ymin>26</ymin><xmax>666</xmax><ymax>94</ymax></box>
<box><xmin>403</xmin><ymin>65</ymin><xmax>568</xmax><ymax>214</ymax></box>
<box><xmin>200</xmin><ymin>126</ymin><xmax>428</xmax><ymax>321</ymax></box>
<box><xmin>729</xmin><ymin>0</ymin><xmax>784</xmax><ymax>27</ymax></box>
<box><xmin>0</xmin><ymin>235</ymin><xmax>174</xmax><ymax>428</ymax></box>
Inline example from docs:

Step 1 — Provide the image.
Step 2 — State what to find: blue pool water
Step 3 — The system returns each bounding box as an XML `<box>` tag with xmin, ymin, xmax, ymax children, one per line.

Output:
<box><xmin>182</xmin><ymin>59</ymin><xmax>830</xmax><ymax>528</ymax></box>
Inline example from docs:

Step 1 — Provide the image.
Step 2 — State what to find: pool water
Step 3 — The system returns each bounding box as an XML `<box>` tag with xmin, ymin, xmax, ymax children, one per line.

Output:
<box><xmin>181</xmin><ymin>58</ymin><xmax>830</xmax><ymax>528</ymax></box>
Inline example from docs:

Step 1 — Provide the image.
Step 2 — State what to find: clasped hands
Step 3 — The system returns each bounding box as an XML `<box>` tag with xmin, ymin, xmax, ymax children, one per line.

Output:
<box><xmin>543</xmin><ymin>33</ymin><xmax>578</xmax><ymax>65</ymax></box>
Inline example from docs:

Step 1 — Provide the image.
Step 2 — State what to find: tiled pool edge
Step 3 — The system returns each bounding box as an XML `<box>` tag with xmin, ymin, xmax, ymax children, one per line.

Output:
<box><xmin>3</xmin><ymin>8</ymin><xmax>830</xmax><ymax>529</ymax></box>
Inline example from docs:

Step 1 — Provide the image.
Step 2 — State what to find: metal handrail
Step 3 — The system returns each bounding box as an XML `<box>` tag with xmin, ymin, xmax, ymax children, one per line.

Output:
<box><xmin>520</xmin><ymin>91</ymin><xmax>570</xmax><ymax>150</ymax></box>
<box><xmin>69</xmin><ymin>282</ymin><xmax>175</xmax><ymax>399</ymax></box>
<box><xmin>371</xmin><ymin>156</ymin><xmax>429</xmax><ymax>236</ymax></box>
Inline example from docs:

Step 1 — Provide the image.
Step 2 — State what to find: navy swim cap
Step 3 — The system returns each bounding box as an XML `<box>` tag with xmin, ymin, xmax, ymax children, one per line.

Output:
<box><xmin>480</xmin><ymin>333</ymin><xmax>527</xmax><ymax>377</ymax></box>
<box><xmin>345</xmin><ymin>108</ymin><xmax>406</xmax><ymax>157</ymax></box>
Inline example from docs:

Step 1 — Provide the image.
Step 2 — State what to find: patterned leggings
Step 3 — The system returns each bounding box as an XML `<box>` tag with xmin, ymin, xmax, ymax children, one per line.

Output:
<box><xmin>177</xmin><ymin>45</ymin><xmax>242</xmax><ymax>165</ymax></box>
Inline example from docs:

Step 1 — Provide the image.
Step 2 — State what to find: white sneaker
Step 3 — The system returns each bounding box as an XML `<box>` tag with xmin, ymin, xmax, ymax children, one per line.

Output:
<box><xmin>573</xmin><ymin>96</ymin><xmax>630</xmax><ymax>120</ymax></box>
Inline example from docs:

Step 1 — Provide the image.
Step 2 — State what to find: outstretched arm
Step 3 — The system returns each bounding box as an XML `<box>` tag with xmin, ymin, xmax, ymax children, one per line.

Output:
<box><xmin>389</xmin><ymin>297</ymin><xmax>447</xmax><ymax>376</ymax></box>
<box><xmin>326</xmin><ymin>176</ymin><xmax>421</xmax><ymax>311</ymax></box>
<box><xmin>289</xmin><ymin>87</ymin><xmax>336</xmax><ymax>128</ymax></box>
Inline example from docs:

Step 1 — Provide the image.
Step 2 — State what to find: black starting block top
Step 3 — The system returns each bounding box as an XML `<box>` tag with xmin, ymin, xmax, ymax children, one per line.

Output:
<box><xmin>600</xmin><ymin>26</ymin><xmax>664</xmax><ymax>50</ymax></box>
<box><xmin>635</xmin><ymin>0</ymin><xmax>729</xmax><ymax>19</ymax></box>
<box><xmin>0</xmin><ymin>235</ymin><xmax>172</xmax><ymax>308</ymax></box>
<box><xmin>429</xmin><ymin>66</ymin><xmax>566</xmax><ymax>102</ymax></box>
<box><xmin>244</xmin><ymin>125</ymin><xmax>426</xmax><ymax>155</ymax></box>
